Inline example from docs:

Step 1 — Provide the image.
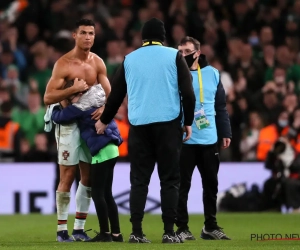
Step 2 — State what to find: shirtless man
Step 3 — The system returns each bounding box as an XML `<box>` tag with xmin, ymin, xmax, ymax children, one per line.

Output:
<box><xmin>44</xmin><ymin>19</ymin><xmax>111</xmax><ymax>242</ymax></box>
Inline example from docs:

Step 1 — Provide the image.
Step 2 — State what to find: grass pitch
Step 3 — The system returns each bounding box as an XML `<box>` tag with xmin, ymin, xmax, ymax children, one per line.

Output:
<box><xmin>0</xmin><ymin>213</ymin><xmax>299</xmax><ymax>249</ymax></box>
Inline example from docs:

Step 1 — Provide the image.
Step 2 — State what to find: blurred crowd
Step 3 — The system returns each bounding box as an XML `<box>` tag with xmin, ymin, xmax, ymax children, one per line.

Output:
<box><xmin>1</xmin><ymin>0</ymin><xmax>300</xmax><ymax>163</ymax></box>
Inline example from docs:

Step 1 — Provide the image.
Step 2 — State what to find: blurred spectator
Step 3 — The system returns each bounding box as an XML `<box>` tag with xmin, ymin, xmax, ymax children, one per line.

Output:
<box><xmin>283</xmin><ymin>93</ymin><xmax>298</xmax><ymax>117</ymax></box>
<box><xmin>28</xmin><ymin>52</ymin><xmax>51</xmax><ymax>101</ymax></box>
<box><xmin>240</xmin><ymin>112</ymin><xmax>264</xmax><ymax>161</ymax></box>
<box><xmin>265</xmin><ymin>46</ymin><xmax>300</xmax><ymax>94</ymax></box>
<box><xmin>2</xmin><ymin>64</ymin><xmax>28</xmax><ymax>107</ymax></box>
<box><xmin>256</xmin><ymin>110</ymin><xmax>289</xmax><ymax>162</ymax></box>
<box><xmin>0</xmin><ymin>101</ymin><xmax>22</xmax><ymax>162</ymax></box>
<box><xmin>105</xmin><ymin>40</ymin><xmax>124</xmax><ymax>79</ymax></box>
<box><xmin>0</xmin><ymin>87</ymin><xmax>10</xmax><ymax>105</ymax></box>
<box><xmin>235</xmin><ymin>43</ymin><xmax>264</xmax><ymax>94</ymax></box>
<box><xmin>255</xmin><ymin>83</ymin><xmax>282</xmax><ymax>125</ymax></box>
<box><xmin>11</xmin><ymin>90</ymin><xmax>45</xmax><ymax>147</ymax></box>
<box><xmin>21</xmin><ymin>132</ymin><xmax>52</xmax><ymax>162</ymax></box>
<box><xmin>170</xmin><ymin>23</ymin><xmax>186</xmax><ymax>48</ymax></box>
<box><xmin>0</xmin><ymin>26</ymin><xmax>27</xmax><ymax>78</ymax></box>
<box><xmin>210</xmin><ymin>57</ymin><xmax>233</xmax><ymax>95</ymax></box>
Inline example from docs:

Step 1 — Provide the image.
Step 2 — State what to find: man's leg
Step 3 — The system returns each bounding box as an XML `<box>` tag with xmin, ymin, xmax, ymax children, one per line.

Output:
<box><xmin>104</xmin><ymin>158</ymin><xmax>121</xmax><ymax>236</ymax></box>
<box><xmin>89</xmin><ymin>159</ymin><xmax>113</xmax><ymax>242</ymax></box>
<box><xmin>197</xmin><ymin>144</ymin><xmax>230</xmax><ymax>240</ymax></box>
<box><xmin>154</xmin><ymin>120</ymin><xmax>182</xmax><ymax>243</ymax></box>
<box><xmin>72</xmin><ymin>140</ymin><xmax>92</xmax><ymax>241</ymax></box>
<box><xmin>176</xmin><ymin>145</ymin><xmax>196</xmax><ymax>240</ymax></box>
<box><xmin>128</xmin><ymin>124</ymin><xmax>155</xmax><ymax>243</ymax></box>
<box><xmin>56</xmin><ymin>164</ymin><xmax>77</xmax><ymax>242</ymax></box>
<box><xmin>55</xmin><ymin>123</ymin><xmax>81</xmax><ymax>242</ymax></box>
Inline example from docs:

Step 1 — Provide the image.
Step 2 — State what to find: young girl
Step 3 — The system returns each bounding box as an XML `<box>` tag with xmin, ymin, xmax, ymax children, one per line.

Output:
<box><xmin>52</xmin><ymin>82</ymin><xmax>124</xmax><ymax>242</ymax></box>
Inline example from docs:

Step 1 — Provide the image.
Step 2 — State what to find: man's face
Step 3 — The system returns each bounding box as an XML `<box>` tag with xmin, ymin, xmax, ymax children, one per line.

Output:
<box><xmin>178</xmin><ymin>42</ymin><xmax>200</xmax><ymax>57</ymax></box>
<box><xmin>73</xmin><ymin>25</ymin><xmax>95</xmax><ymax>51</ymax></box>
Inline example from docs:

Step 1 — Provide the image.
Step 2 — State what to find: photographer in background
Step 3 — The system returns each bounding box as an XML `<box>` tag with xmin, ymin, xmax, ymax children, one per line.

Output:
<box><xmin>261</xmin><ymin>108</ymin><xmax>300</xmax><ymax>212</ymax></box>
<box><xmin>256</xmin><ymin>109</ymin><xmax>290</xmax><ymax>161</ymax></box>
<box><xmin>283</xmin><ymin>108</ymin><xmax>300</xmax><ymax>212</ymax></box>
<box><xmin>261</xmin><ymin>135</ymin><xmax>295</xmax><ymax>211</ymax></box>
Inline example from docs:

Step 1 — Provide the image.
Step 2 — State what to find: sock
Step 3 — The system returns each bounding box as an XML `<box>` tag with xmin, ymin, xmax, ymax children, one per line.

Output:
<box><xmin>74</xmin><ymin>182</ymin><xmax>92</xmax><ymax>230</ymax></box>
<box><xmin>56</xmin><ymin>191</ymin><xmax>71</xmax><ymax>232</ymax></box>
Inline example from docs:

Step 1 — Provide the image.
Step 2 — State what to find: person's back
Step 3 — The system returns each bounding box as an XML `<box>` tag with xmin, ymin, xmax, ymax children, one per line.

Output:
<box><xmin>124</xmin><ymin>45</ymin><xmax>180</xmax><ymax>125</ymax></box>
<box><xmin>96</xmin><ymin>18</ymin><xmax>196</xmax><ymax>243</ymax></box>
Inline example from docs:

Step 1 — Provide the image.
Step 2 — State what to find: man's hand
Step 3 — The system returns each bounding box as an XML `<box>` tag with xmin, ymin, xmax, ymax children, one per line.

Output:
<box><xmin>95</xmin><ymin>120</ymin><xmax>108</xmax><ymax>134</ymax></box>
<box><xmin>183</xmin><ymin>126</ymin><xmax>192</xmax><ymax>142</ymax></box>
<box><xmin>91</xmin><ymin>105</ymin><xmax>105</xmax><ymax>120</ymax></box>
<box><xmin>222</xmin><ymin>138</ymin><xmax>231</xmax><ymax>149</ymax></box>
<box><xmin>72</xmin><ymin>78</ymin><xmax>89</xmax><ymax>93</ymax></box>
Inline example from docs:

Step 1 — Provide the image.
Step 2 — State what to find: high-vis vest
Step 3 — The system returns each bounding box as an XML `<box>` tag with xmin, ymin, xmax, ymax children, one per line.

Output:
<box><xmin>124</xmin><ymin>44</ymin><xmax>180</xmax><ymax>125</ymax></box>
<box><xmin>256</xmin><ymin>124</ymin><xmax>289</xmax><ymax>161</ymax></box>
<box><xmin>0</xmin><ymin>121</ymin><xmax>19</xmax><ymax>153</ymax></box>
<box><xmin>184</xmin><ymin>65</ymin><xmax>219</xmax><ymax>145</ymax></box>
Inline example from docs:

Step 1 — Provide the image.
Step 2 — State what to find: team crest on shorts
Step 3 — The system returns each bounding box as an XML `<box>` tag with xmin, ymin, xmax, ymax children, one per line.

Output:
<box><xmin>62</xmin><ymin>150</ymin><xmax>70</xmax><ymax>160</ymax></box>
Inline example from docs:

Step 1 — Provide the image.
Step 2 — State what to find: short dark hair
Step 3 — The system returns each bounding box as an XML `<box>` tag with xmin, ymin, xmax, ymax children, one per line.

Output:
<box><xmin>179</xmin><ymin>36</ymin><xmax>201</xmax><ymax>50</ymax></box>
<box><xmin>75</xmin><ymin>19</ymin><xmax>95</xmax><ymax>31</ymax></box>
<box><xmin>64</xmin><ymin>79</ymin><xmax>74</xmax><ymax>89</ymax></box>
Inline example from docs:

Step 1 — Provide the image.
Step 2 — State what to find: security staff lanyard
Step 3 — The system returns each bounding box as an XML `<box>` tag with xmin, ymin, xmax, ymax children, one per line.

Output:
<box><xmin>197</xmin><ymin>65</ymin><xmax>204</xmax><ymax>105</ymax></box>
<box><xmin>194</xmin><ymin>65</ymin><xmax>210</xmax><ymax>129</ymax></box>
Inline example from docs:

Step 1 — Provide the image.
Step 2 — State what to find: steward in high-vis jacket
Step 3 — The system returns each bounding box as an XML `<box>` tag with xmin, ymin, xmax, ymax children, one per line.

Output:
<box><xmin>175</xmin><ymin>36</ymin><xmax>232</xmax><ymax>241</ymax></box>
<box><xmin>95</xmin><ymin>18</ymin><xmax>196</xmax><ymax>244</ymax></box>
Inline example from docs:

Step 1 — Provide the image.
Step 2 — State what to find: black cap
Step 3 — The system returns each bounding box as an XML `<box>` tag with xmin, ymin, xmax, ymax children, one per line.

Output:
<box><xmin>141</xmin><ymin>18</ymin><xmax>166</xmax><ymax>42</ymax></box>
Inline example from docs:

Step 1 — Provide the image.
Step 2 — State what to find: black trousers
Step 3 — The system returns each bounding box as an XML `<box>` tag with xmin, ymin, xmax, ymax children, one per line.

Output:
<box><xmin>176</xmin><ymin>143</ymin><xmax>220</xmax><ymax>231</ymax></box>
<box><xmin>128</xmin><ymin>119</ymin><xmax>182</xmax><ymax>234</ymax></box>
<box><xmin>90</xmin><ymin>157</ymin><xmax>120</xmax><ymax>233</ymax></box>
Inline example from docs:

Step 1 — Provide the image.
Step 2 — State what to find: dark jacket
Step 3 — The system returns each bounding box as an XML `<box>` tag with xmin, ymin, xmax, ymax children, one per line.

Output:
<box><xmin>52</xmin><ymin>106</ymin><xmax>123</xmax><ymax>157</ymax></box>
<box><xmin>198</xmin><ymin>54</ymin><xmax>232</xmax><ymax>141</ymax></box>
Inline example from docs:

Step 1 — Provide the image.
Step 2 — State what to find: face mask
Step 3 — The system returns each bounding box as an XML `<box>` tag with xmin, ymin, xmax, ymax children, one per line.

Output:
<box><xmin>184</xmin><ymin>52</ymin><xmax>197</xmax><ymax>68</ymax></box>
<box><xmin>278</xmin><ymin>119</ymin><xmax>288</xmax><ymax>127</ymax></box>
<box><xmin>248</xmin><ymin>36</ymin><xmax>259</xmax><ymax>46</ymax></box>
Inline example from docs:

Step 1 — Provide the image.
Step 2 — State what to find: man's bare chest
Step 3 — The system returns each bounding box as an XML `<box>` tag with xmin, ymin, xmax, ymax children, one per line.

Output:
<box><xmin>66</xmin><ymin>62</ymin><xmax>98</xmax><ymax>86</ymax></box>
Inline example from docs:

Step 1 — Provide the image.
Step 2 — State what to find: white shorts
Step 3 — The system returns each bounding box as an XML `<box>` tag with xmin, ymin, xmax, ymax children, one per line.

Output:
<box><xmin>55</xmin><ymin>123</ymin><xmax>92</xmax><ymax>166</ymax></box>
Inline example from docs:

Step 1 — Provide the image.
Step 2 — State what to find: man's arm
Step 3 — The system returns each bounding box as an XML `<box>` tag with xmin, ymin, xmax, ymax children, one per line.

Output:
<box><xmin>90</xmin><ymin>56</ymin><xmax>112</xmax><ymax>120</ymax></box>
<box><xmin>44</xmin><ymin>60</ymin><xmax>88</xmax><ymax>105</ymax></box>
<box><xmin>96</xmin><ymin>56</ymin><xmax>111</xmax><ymax>98</ymax></box>
<box><xmin>215</xmin><ymin>76</ymin><xmax>232</xmax><ymax>140</ymax></box>
<box><xmin>100</xmin><ymin>61</ymin><xmax>127</xmax><ymax>125</ymax></box>
<box><xmin>51</xmin><ymin>105</ymin><xmax>83</xmax><ymax>124</ymax></box>
<box><xmin>176</xmin><ymin>52</ymin><xmax>196</xmax><ymax>126</ymax></box>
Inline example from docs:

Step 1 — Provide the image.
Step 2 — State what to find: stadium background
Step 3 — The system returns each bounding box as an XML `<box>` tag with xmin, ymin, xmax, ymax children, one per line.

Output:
<box><xmin>0</xmin><ymin>0</ymin><xmax>300</xmax><ymax>248</ymax></box>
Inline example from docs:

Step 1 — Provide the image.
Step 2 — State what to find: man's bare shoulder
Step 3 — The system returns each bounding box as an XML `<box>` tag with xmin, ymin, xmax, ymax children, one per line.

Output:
<box><xmin>90</xmin><ymin>52</ymin><xmax>105</xmax><ymax>64</ymax></box>
<box><xmin>54</xmin><ymin>51</ymin><xmax>73</xmax><ymax>68</ymax></box>
<box><xmin>90</xmin><ymin>52</ymin><xmax>107</xmax><ymax>72</ymax></box>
